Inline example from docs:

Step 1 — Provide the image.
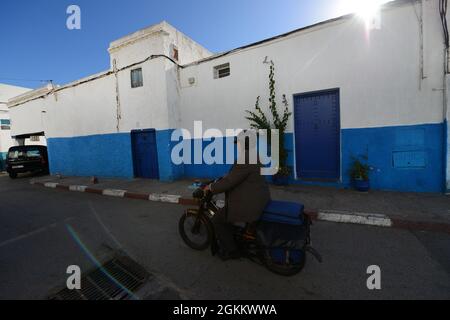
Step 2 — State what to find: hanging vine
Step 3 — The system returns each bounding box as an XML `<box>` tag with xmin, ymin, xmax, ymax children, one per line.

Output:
<box><xmin>245</xmin><ymin>60</ymin><xmax>292</xmax><ymax>175</ymax></box>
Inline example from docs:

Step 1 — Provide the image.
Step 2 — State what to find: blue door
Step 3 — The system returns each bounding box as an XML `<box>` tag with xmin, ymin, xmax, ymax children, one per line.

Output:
<box><xmin>294</xmin><ymin>89</ymin><xmax>340</xmax><ymax>180</ymax></box>
<box><xmin>131</xmin><ymin>129</ymin><xmax>159</xmax><ymax>179</ymax></box>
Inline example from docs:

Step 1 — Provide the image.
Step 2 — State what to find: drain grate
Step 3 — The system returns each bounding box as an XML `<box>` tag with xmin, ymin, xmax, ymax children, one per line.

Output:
<box><xmin>49</xmin><ymin>255</ymin><xmax>150</xmax><ymax>300</ymax></box>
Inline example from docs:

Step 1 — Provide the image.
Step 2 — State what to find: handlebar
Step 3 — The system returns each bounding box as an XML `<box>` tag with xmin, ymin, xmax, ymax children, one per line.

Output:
<box><xmin>192</xmin><ymin>178</ymin><xmax>221</xmax><ymax>200</ymax></box>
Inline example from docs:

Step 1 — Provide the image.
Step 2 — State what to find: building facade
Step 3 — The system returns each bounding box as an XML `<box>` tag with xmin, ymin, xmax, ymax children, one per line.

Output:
<box><xmin>0</xmin><ymin>83</ymin><xmax>33</xmax><ymax>170</ymax></box>
<box><xmin>8</xmin><ymin>0</ymin><xmax>450</xmax><ymax>193</ymax></box>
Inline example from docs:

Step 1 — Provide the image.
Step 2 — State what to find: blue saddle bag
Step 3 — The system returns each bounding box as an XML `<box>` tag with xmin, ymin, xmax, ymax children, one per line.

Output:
<box><xmin>258</xmin><ymin>201</ymin><xmax>309</xmax><ymax>265</ymax></box>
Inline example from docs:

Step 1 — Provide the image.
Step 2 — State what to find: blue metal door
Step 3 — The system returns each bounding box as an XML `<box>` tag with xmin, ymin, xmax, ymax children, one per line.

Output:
<box><xmin>294</xmin><ymin>89</ymin><xmax>340</xmax><ymax>180</ymax></box>
<box><xmin>131</xmin><ymin>129</ymin><xmax>159</xmax><ymax>179</ymax></box>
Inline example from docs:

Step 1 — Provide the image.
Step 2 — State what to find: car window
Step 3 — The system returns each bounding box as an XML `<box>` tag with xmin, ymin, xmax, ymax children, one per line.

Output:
<box><xmin>8</xmin><ymin>150</ymin><xmax>22</xmax><ymax>159</ymax></box>
<box><xmin>8</xmin><ymin>149</ymin><xmax>42</xmax><ymax>159</ymax></box>
<box><xmin>27</xmin><ymin>150</ymin><xmax>41</xmax><ymax>158</ymax></box>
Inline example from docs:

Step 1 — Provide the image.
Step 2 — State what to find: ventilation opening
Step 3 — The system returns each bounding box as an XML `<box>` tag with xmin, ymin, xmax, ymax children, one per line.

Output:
<box><xmin>213</xmin><ymin>63</ymin><xmax>230</xmax><ymax>79</ymax></box>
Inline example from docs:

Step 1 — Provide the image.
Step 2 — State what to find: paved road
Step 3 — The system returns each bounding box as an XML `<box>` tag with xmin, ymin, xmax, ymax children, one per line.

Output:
<box><xmin>0</xmin><ymin>175</ymin><xmax>449</xmax><ymax>300</ymax></box>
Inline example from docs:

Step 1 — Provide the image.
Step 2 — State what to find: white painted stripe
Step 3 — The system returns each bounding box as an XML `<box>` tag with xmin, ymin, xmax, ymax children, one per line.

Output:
<box><xmin>148</xmin><ymin>193</ymin><xmax>181</xmax><ymax>203</ymax></box>
<box><xmin>102</xmin><ymin>189</ymin><xmax>127</xmax><ymax>197</ymax></box>
<box><xmin>69</xmin><ymin>185</ymin><xmax>88</xmax><ymax>192</ymax></box>
<box><xmin>318</xmin><ymin>210</ymin><xmax>392</xmax><ymax>227</ymax></box>
<box><xmin>44</xmin><ymin>182</ymin><xmax>58</xmax><ymax>188</ymax></box>
<box><xmin>0</xmin><ymin>217</ymin><xmax>74</xmax><ymax>248</ymax></box>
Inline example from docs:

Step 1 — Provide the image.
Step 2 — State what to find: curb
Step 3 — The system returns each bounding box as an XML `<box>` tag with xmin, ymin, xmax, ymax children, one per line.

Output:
<box><xmin>30</xmin><ymin>180</ymin><xmax>450</xmax><ymax>234</ymax></box>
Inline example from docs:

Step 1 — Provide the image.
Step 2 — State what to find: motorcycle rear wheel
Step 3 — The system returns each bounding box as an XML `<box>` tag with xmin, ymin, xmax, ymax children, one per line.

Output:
<box><xmin>263</xmin><ymin>251</ymin><xmax>306</xmax><ymax>277</ymax></box>
<box><xmin>179</xmin><ymin>212</ymin><xmax>214</xmax><ymax>251</ymax></box>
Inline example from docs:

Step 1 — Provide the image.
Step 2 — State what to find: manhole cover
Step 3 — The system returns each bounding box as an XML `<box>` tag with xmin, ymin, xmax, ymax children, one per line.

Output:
<box><xmin>49</xmin><ymin>255</ymin><xmax>150</xmax><ymax>300</ymax></box>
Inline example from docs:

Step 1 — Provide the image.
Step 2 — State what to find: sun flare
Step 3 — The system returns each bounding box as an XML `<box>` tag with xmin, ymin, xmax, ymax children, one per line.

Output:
<box><xmin>336</xmin><ymin>0</ymin><xmax>392</xmax><ymax>22</ymax></box>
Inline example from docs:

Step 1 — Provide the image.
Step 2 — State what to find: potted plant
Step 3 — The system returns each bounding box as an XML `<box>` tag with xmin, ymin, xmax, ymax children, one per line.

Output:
<box><xmin>245</xmin><ymin>61</ymin><xmax>292</xmax><ymax>186</ymax></box>
<box><xmin>272</xmin><ymin>166</ymin><xmax>291</xmax><ymax>186</ymax></box>
<box><xmin>349</xmin><ymin>156</ymin><xmax>370</xmax><ymax>192</ymax></box>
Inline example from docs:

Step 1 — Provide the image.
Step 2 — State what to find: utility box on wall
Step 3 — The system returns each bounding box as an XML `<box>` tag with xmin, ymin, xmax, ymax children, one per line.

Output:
<box><xmin>393</xmin><ymin>128</ymin><xmax>426</xmax><ymax>169</ymax></box>
<box><xmin>393</xmin><ymin>151</ymin><xmax>426</xmax><ymax>168</ymax></box>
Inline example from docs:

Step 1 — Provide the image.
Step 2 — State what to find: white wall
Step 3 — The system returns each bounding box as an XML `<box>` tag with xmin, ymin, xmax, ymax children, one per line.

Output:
<box><xmin>0</xmin><ymin>83</ymin><xmax>31</xmax><ymax>152</ymax></box>
<box><xmin>179</xmin><ymin>0</ymin><xmax>445</xmax><ymax>133</ymax></box>
<box><xmin>161</xmin><ymin>21</ymin><xmax>213</xmax><ymax>65</ymax></box>
<box><xmin>9</xmin><ymin>21</ymin><xmax>213</xmax><ymax>140</ymax></box>
<box><xmin>109</xmin><ymin>21</ymin><xmax>212</xmax><ymax>69</ymax></box>
<box><xmin>25</xmin><ymin>136</ymin><xmax>47</xmax><ymax>146</ymax></box>
<box><xmin>10</xmin><ymin>58</ymin><xmax>174</xmax><ymax>139</ymax></box>
<box><xmin>0</xmin><ymin>106</ymin><xmax>12</xmax><ymax>152</ymax></box>
<box><xmin>9</xmin><ymin>97</ymin><xmax>47</xmax><ymax>137</ymax></box>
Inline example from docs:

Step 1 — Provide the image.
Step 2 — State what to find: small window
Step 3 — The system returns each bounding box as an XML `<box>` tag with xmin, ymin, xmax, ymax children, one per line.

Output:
<box><xmin>30</xmin><ymin>136</ymin><xmax>40</xmax><ymax>142</ymax></box>
<box><xmin>171</xmin><ymin>44</ymin><xmax>179</xmax><ymax>61</ymax></box>
<box><xmin>0</xmin><ymin>120</ymin><xmax>10</xmax><ymax>130</ymax></box>
<box><xmin>214</xmin><ymin>63</ymin><xmax>230</xmax><ymax>79</ymax></box>
<box><xmin>131</xmin><ymin>68</ymin><xmax>143</xmax><ymax>88</ymax></box>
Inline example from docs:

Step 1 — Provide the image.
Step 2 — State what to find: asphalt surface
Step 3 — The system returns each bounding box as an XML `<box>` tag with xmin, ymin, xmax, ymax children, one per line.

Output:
<box><xmin>0</xmin><ymin>175</ymin><xmax>449</xmax><ymax>300</ymax></box>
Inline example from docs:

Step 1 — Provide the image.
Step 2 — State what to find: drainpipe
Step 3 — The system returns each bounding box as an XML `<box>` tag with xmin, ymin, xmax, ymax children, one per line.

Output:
<box><xmin>443</xmin><ymin>6</ymin><xmax>450</xmax><ymax>193</ymax></box>
<box><xmin>445</xmin><ymin>57</ymin><xmax>450</xmax><ymax>193</ymax></box>
<box><xmin>113</xmin><ymin>59</ymin><xmax>122</xmax><ymax>132</ymax></box>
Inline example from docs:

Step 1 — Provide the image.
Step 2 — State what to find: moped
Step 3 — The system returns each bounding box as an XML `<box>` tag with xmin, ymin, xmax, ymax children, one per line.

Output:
<box><xmin>179</xmin><ymin>182</ymin><xmax>322</xmax><ymax>276</ymax></box>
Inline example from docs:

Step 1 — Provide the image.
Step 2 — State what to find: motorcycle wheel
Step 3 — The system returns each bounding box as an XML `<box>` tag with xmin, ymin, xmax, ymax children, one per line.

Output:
<box><xmin>179</xmin><ymin>211</ymin><xmax>214</xmax><ymax>251</ymax></box>
<box><xmin>263</xmin><ymin>251</ymin><xmax>306</xmax><ymax>277</ymax></box>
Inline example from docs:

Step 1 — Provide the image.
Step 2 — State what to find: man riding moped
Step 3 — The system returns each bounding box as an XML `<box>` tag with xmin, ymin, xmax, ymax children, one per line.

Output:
<box><xmin>204</xmin><ymin>131</ymin><xmax>270</xmax><ymax>260</ymax></box>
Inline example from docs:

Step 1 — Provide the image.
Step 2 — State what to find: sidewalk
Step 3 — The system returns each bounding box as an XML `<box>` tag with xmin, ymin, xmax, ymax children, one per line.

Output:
<box><xmin>30</xmin><ymin>175</ymin><xmax>450</xmax><ymax>233</ymax></box>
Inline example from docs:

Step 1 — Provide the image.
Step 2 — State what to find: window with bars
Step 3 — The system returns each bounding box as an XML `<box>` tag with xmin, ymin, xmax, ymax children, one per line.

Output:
<box><xmin>213</xmin><ymin>63</ymin><xmax>230</xmax><ymax>79</ymax></box>
<box><xmin>131</xmin><ymin>68</ymin><xmax>143</xmax><ymax>88</ymax></box>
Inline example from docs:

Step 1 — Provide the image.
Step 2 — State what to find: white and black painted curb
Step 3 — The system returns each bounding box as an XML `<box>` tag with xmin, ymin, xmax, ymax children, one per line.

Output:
<box><xmin>30</xmin><ymin>180</ymin><xmax>450</xmax><ymax>234</ymax></box>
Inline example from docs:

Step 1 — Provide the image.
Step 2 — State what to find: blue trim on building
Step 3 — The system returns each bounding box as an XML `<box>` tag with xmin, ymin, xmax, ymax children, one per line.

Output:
<box><xmin>174</xmin><ymin>123</ymin><xmax>444</xmax><ymax>193</ymax></box>
<box><xmin>44</xmin><ymin>123</ymin><xmax>444</xmax><ymax>192</ymax></box>
<box><xmin>0</xmin><ymin>152</ymin><xmax>7</xmax><ymax>171</ymax></box>
<box><xmin>155</xmin><ymin>129</ymin><xmax>185</xmax><ymax>181</ymax></box>
<box><xmin>183</xmin><ymin>137</ymin><xmax>235</xmax><ymax>179</ymax></box>
<box><xmin>47</xmin><ymin>133</ymin><xmax>134</xmax><ymax>179</ymax></box>
<box><xmin>445</xmin><ymin>120</ymin><xmax>449</xmax><ymax>193</ymax></box>
<box><xmin>340</xmin><ymin>123</ymin><xmax>444</xmax><ymax>193</ymax></box>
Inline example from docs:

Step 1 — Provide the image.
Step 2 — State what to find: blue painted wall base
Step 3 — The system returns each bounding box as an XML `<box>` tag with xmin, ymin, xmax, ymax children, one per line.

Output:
<box><xmin>173</xmin><ymin>123</ymin><xmax>444</xmax><ymax>193</ymax></box>
<box><xmin>445</xmin><ymin>120</ymin><xmax>450</xmax><ymax>193</ymax></box>
<box><xmin>47</xmin><ymin>133</ymin><xmax>134</xmax><ymax>179</ymax></box>
<box><xmin>0</xmin><ymin>152</ymin><xmax>7</xmax><ymax>172</ymax></box>
<box><xmin>45</xmin><ymin>123</ymin><xmax>444</xmax><ymax>193</ymax></box>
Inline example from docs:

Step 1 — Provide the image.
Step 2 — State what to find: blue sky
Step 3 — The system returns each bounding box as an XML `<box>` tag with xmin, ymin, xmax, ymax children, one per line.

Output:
<box><xmin>0</xmin><ymin>0</ymin><xmax>356</xmax><ymax>89</ymax></box>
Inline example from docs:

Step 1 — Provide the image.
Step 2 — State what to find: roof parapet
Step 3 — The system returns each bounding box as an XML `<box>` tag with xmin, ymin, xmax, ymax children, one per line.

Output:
<box><xmin>108</xmin><ymin>21</ymin><xmax>169</xmax><ymax>53</ymax></box>
<box><xmin>7</xmin><ymin>86</ymin><xmax>52</xmax><ymax>108</ymax></box>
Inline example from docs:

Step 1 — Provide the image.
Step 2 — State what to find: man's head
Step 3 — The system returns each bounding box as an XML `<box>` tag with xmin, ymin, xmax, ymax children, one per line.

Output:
<box><xmin>235</xmin><ymin>130</ymin><xmax>257</xmax><ymax>164</ymax></box>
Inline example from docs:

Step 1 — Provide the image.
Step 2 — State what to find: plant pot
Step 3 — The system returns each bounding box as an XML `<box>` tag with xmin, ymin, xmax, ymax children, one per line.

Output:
<box><xmin>272</xmin><ymin>174</ymin><xmax>289</xmax><ymax>186</ymax></box>
<box><xmin>353</xmin><ymin>179</ymin><xmax>370</xmax><ymax>192</ymax></box>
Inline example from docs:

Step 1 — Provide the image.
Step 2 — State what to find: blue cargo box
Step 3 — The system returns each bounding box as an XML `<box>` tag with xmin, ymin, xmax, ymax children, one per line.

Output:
<box><xmin>261</xmin><ymin>201</ymin><xmax>305</xmax><ymax>226</ymax></box>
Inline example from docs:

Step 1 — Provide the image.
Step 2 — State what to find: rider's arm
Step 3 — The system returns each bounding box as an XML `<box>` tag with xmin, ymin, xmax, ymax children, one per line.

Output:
<box><xmin>210</xmin><ymin>165</ymin><xmax>250</xmax><ymax>194</ymax></box>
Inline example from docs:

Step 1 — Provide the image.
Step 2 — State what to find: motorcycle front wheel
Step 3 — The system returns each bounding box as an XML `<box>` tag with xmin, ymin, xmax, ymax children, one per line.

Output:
<box><xmin>179</xmin><ymin>211</ymin><xmax>214</xmax><ymax>251</ymax></box>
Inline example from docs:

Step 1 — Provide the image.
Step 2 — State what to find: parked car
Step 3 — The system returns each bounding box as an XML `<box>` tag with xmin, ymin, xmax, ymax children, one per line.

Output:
<box><xmin>5</xmin><ymin>146</ymin><xmax>49</xmax><ymax>179</ymax></box>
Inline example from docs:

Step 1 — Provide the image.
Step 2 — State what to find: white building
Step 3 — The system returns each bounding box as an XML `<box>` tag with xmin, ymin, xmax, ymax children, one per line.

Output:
<box><xmin>0</xmin><ymin>83</ymin><xmax>33</xmax><ymax>170</ymax></box>
<box><xmin>8</xmin><ymin>0</ymin><xmax>450</xmax><ymax>193</ymax></box>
